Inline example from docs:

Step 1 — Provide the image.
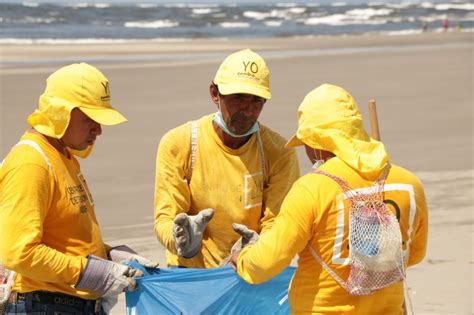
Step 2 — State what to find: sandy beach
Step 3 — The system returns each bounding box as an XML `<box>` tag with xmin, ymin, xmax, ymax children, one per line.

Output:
<box><xmin>1</xmin><ymin>32</ymin><xmax>472</xmax><ymax>314</ymax></box>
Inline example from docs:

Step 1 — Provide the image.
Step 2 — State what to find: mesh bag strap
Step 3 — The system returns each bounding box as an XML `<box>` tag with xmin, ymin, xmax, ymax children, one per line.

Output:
<box><xmin>307</xmin><ymin>245</ymin><xmax>348</xmax><ymax>291</ymax></box>
<box><xmin>313</xmin><ymin>169</ymin><xmax>352</xmax><ymax>192</ymax></box>
<box><xmin>377</xmin><ymin>162</ymin><xmax>391</xmax><ymax>180</ymax></box>
<box><xmin>314</xmin><ymin>163</ymin><xmax>391</xmax><ymax>197</ymax></box>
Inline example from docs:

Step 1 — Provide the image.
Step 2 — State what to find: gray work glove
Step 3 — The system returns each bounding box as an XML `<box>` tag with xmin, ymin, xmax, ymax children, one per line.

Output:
<box><xmin>101</xmin><ymin>295</ymin><xmax>118</xmax><ymax>314</ymax></box>
<box><xmin>108</xmin><ymin>245</ymin><xmax>159</xmax><ymax>269</ymax></box>
<box><xmin>220</xmin><ymin>223</ymin><xmax>259</xmax><ymax>267</ymax></box>
<box><xmin>75</xmin><ymin>255</ymin><xmax>143</xmax><ymax>297</ymax></box>
<box><xmin>173</xmin><ymin>208</ymin><xmax>214</xmax><ymax>258</ymax></box>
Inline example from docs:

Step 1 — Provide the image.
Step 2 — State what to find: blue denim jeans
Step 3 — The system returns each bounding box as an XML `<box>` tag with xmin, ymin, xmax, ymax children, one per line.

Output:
<box><xmin>5</xmin><ymin>292</ymin><xmax>106</xmax><ymax>315</ymax></box>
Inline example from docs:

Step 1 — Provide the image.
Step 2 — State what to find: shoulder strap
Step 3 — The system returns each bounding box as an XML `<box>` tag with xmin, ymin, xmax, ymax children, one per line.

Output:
<box><xmin>307</xmin><ymin>170</ymin><xmax>351</xmax><ymax>288</ymax></box>
<box><xmin>186</xmin><ymin>120</ymin><xmax>198</xmax><ymax>183</ymax></box>
<box><xmin>307</xmin><ymin>245</ymin><xmax>348</xmax><ymax>290</ymax></box>
<box><xmin>314</xmin><ymin>169</ymin><xmax>352</xmax><ymax>192</ymax></box>
<box><xmin>313</xmin><ymin>169</ymin><xmax>362</xmax><ymax>202</ymax></box>
<box><xmin>256</xmin><ymin>129</ymin><xmax>268</xmax><ymax>188</ymax></box>
<box><xmin>1</xmin><ymin>139</ymin><xmax>53</xmax><ymax>172</ymax></box>
<box><xmin>314</xmin><ymin>163</ymin><xmax>391</xmax><ymax>197</ymax></box>
<box><xmin>0</xmin><ymin>139</ymin><xmax>51</xmax><ymax>303</ymax></box>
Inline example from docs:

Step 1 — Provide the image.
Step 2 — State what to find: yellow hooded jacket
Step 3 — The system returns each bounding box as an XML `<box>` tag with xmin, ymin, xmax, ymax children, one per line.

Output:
<box><xmin>237</xmin><ymin>158</ymin><xmax>428</xmax><ymax>314</ymax></box>
<box><xmin>0</xmin><ymin>132</ymin><xmax>107</xmax><ymax>299</ymax></box>
<box><xmin>237</xmin><ymin>84</ymin><xmax>429</xmax><ymax>314</ymax></box>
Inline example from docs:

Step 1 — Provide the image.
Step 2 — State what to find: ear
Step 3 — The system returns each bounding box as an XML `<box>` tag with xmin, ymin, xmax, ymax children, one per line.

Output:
<box><xmin>209</xmin><ymin>83</ymin><xmax>219</xmax><ymax>106</ymax></box>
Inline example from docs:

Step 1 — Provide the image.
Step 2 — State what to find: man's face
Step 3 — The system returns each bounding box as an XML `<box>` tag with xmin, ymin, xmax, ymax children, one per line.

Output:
<box><xmin>211</xmin><ymin>85</ymin><xmax>265</xmax><ymax>135</ymax></box>
<box><xmin>62</xmin><ymin>108</ymin><xmax>102</xmax><ymax>150</ymax></box>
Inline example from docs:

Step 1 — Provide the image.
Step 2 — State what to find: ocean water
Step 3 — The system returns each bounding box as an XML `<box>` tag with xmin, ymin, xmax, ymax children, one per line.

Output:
<box><xmin>0</xmin><ymin>1</ymin><xmax>472</xmax><ymax>43</ymax></box>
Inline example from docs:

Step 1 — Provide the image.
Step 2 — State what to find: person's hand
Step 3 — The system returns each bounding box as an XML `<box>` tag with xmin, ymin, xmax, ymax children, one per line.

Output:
<box><xmin>108</xmin><ymin>245</ymin><xmax>159</xmax><ymax>269</ymax></box>
<box><xmin>232</xmin><ymin>223</ymin><xmax>259</xmax><ymax>247</ymax></box>
<box><xmin>75</xmin><ymin>255</ymin><xmax>143</xmax><ymax>297</ymax></box>
<box><xmin>220</xmin><ymin>223</ymin><xmax>259</xmax><ymax>267</ymax></box>
<box><xmin>173</xmin><ymin>208</ymin><xmax>214</xmax><ymax>258</ymax></box>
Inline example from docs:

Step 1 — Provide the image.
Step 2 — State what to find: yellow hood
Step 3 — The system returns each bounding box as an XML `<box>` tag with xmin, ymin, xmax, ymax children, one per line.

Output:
<box><xmin>27</xmin><ymin>62</ymin><xmax>127</xmax><ymax>158</ymax></box>
<box><xmin>286</xmin><ymin>84</ymin><xmax>388</xmax><ymax>178</ymax></box>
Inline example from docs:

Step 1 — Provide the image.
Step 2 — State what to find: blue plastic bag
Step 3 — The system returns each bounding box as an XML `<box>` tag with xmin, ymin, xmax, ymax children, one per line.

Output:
<box><xmin>125</xmin><ymin>264</ymin><xmax>295</xmax><ymax>315</ymax></box>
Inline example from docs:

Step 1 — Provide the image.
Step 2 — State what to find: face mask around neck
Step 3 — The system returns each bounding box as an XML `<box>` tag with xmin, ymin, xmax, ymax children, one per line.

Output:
<box><xmin>213</xmin><ymin>109</ymin><xmax>259</xmax><ymax>138</ymax></box>
<box><xmin>311</xmin><ymin>148</ymin><xmax>327</xmax><ymax>170</ymax></box>
<box><xmin>312</xmin><ymin>159</ymin><xmax>325</xmax><ymax>170</ymax></box>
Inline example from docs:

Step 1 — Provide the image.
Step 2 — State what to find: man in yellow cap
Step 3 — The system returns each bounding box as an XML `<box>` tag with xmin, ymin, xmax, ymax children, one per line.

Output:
<box><xmin>0</xmin><ymin>63</ymin><xmax>157</xmax><ymax>315</ymax></box>
<box><xmin>153</xmin><ymin>49</ymin><xmax>300</xmax><ymax>268</ymax></box>
<box><xmin>231</xmin><ymin>84</ymin><xmax>429</xmax><ymax>314</ymax></box>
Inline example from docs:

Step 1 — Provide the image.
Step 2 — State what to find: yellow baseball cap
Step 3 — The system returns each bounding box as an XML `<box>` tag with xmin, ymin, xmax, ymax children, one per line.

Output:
<box><xmin>286</xmin><ymin>84</ymin><xmax>388</xmax><ymax>177</ymax></box>
<box><xmin>28</xmin><ymin>62</ymin><xmax>127</xmax><ymax>139</ymax></box>
<box><xmin>213</xmin><ymin>49</ymin><xmax>271</xmax><ymax>100</ymax></box>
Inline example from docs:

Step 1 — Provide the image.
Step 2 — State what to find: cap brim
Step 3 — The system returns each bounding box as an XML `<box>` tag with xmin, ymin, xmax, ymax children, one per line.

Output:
<box><xmin>217</xmin><ymin>83</ymin><xmax>271</xmax><ymax>100</ymax></box>
<box><xmin>80</xmin><ymin>106</ymin><xmax>127</xmax><ymax>125</ymax></box>
<box><xmin>285</xmin><ymin>134</ymin><xmax>304</xmax><ymax>148</ymax></box>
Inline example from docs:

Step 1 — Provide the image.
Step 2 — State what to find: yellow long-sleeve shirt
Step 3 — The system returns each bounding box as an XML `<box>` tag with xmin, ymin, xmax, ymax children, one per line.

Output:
<box><xmin>154</xmin><ymin>114</ymin><xmax>300</xmax><ymax>268</ymax></box>
<box><xmin>237</xmin><ymin>157</ymin><xmax>428</xmax><ymax>314</ymax></box>
<box><xmin>0</xmin><ymin>132</ymin><xmax>107</xmax><ymax>299</ymax></box>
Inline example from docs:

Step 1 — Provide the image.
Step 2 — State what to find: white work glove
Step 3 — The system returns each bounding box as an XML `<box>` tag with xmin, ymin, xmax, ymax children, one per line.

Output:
<box><xmin>75</xmin><ymin>255</ymin><xmax>143</xmax><ymax>297</ymax></box>
<box><xmin>173</xmin><ymin>208</ymin><xmax>214</xmax><ymax>258</ymax></box>
<box><xmin>220</xmin><ymin>223</ymin><xmax>259</xmax><ymax>267</ymax></box>
<box><xmin>108</xmin><ymin>245</ymin><xmax>159</xmax><ymax>269</ymax></box>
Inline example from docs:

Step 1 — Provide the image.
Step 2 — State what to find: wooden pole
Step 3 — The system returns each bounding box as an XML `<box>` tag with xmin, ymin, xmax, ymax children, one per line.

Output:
<box><xmin>369</xmin><ymin>99</ymin><xmax>408</xmax><ymax>314</ymax></box>
<box><xmin>368</xmin><ymin>100</ymin><xmax>381</xmax><ymax>141</ymax></box>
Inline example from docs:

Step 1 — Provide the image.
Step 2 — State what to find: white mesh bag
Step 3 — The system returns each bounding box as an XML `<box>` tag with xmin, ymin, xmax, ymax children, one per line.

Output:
<box><xmin>309</xmin><ymin>164</ymin><xmax>406</xmax><ymax>296</ymax></box>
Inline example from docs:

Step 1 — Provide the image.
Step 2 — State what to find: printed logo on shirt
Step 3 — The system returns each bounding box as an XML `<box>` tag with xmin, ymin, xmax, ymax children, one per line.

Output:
<box><xmin>67</xmin><ymin>183</ymin><xmax>87</xmax><ymax>212</ymax></box>
<box><xmin>77</xmin><ymin>172</ymin><xmax>94</xmax><ymax>206</ymax></box>
<box><xmin>66</xmin><ymin>173</ymin><xmax>94</xmax><ymax>213</ymax></box>
<box><xmin>243</xmin><ymin>172</ymin><xmax>264</xmax><ymax>209</ymax></box>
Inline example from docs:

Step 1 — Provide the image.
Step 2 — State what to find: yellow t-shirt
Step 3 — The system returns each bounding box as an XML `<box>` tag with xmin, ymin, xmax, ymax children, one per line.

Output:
<box><xmin>237</xmin><ymin>158</ymin><xmax>428</xmax><ymax>314</ymax></box>
<box><xmin>154</xmin><ymin>114</ymin><xmax>300</xmax><ymax>268</ymax></box>
<box><xmin>0</xmin><ymin>132</ymin><xmax>107</xmax><ymax>299</ymax></box>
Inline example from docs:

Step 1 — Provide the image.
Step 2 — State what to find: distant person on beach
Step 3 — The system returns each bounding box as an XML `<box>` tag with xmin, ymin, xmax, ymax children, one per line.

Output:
<box><xmin>0</xmin><ymin>63</ymin><xmax>158</xmax><ymax>315</ymax></box>
<box><xmin>442</xmin><ymin>18</ymin><xmax>449</xmax><ymax>32</ymax></box>
<box><xmin>153</xmin><ymin>49</ymin><xmax>300</xmax><ymax>268</ymax></box>
<box><xmin>421</xmin><ymin>21</ymin><xmax>428</xmax><ymax>32</ymax></box>
<box><xmin>230</xmin><ymin>84</ymin><xmax>429</xmax><ymax>314</ymax></box>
